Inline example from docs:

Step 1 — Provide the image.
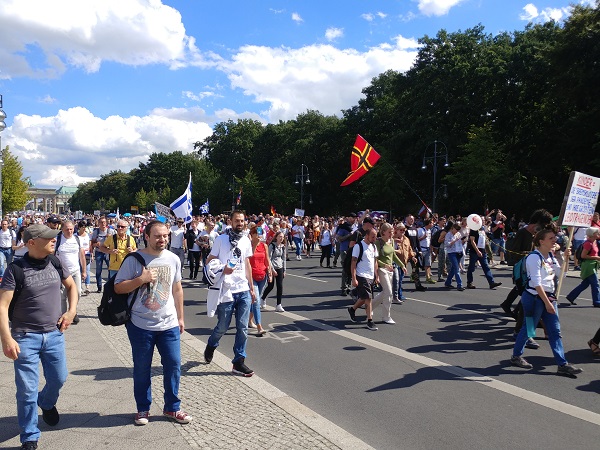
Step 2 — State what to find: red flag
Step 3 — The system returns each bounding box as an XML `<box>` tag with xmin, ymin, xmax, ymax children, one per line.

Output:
<box><xmin>270</xmin><ymin>205</ymin><xmax>276</xmax><ymax>216</ymax></box>
<box><xmin>418</xmin><ymin>201</ymin><xmax>432</xmax><ymax>218</ymax></box>
<box><xmin>340</xmin><ymin>135</ymin><xmax>381</xmax><ymax>186</ymax></box>
<box><xmin>236</xmin><ymin>188</ymin><xmax>242</xmax><ymax>206</ymax></box>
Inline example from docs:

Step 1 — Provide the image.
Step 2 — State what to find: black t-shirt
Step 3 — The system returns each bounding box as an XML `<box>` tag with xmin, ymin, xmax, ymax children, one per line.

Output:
<box><xmin>513</xmin><ymin>227</ymin><xmax>535</xmax><ymax>253</ymax></box>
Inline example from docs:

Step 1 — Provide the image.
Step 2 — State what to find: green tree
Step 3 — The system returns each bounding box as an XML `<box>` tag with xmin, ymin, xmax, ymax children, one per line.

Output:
<box><xmin>134</xmin><ymin>188</ymin><xmax>149</xmax><ymax>212</ymax></box>
<box><xmin>1</xmin><ymin>146</ymin><xmax>30</xmax><ymax>212</ymax></box>
<box><xmin>70</xmin><ymin>181</ymin><xmax>97</xmax><ymax>212</ymax></box>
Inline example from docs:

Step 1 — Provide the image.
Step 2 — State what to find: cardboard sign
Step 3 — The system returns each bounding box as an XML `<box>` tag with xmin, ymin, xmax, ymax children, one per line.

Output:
<box><xmin>558</xmin><ymin>171</ymin><xmax>600</xmax><ymax>227</ymax></box>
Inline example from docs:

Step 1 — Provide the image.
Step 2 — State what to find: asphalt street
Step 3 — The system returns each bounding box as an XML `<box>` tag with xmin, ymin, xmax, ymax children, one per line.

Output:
<box><xmin>182</xmin><ymin>250</ymin><xmax>600</xmax><ymax>450</ymax></box>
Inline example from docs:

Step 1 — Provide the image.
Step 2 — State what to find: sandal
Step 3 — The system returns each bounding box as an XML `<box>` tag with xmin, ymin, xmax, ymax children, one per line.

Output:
<box><xmin>588</xmin><ymin>339</ymin><xmax>600</xmax><ymax>356</ymax></box>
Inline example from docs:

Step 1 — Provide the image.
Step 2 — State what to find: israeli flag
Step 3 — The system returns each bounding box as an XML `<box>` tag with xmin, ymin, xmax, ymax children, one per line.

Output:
<box><xmin>170</xmin><ymin>173</ymin><xmax>193</xmax><ymax>223</ymax></box>
<box><xmin>200</xmin><ymin>199</ymin><xmax>210</xmax><ymax>214</ymax></box>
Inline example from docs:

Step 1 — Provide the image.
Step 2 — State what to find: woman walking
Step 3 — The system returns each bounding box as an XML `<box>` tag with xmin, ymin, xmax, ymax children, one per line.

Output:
<box><xmin>510</xmin><ymin>229</ymin><xmax>582</xmax><ymax>375</ymax></box>
<box><xmin>444</xmin><ymin>222</ymin><xmax>465</xmax><ymax>291</ymax></box>
<box><xmin>373</xmin><ymin>223</ymin><xmax>406</xmax><ymax>324</ymax></box>
<box><xmin>566</xmin><ymin>227</ymin><xmax>600</xmax><ymax>307</ymax></box>
<box><xmin>248</xmin><ymin>224</ymin><xmax>271</xmax><ymax>335</ymax></box>
<box><xmin>319</xmin><ymin>222</ymin><xmax>333</xmax><ymax>268</ymax></box>
<box><xmin>262</xmin><ymin>231</ymin><xmax>287</xmax><ymax>312</ymax></box>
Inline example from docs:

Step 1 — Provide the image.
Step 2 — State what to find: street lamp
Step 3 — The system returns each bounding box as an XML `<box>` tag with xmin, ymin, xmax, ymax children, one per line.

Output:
<box><xmin>294</xmin><ymin>164</ymin><xmax>310</xmax><ymax>211</ymax></box>
<box><xmin>229</xmin><ymin>174</ymin><xmax>238</xmax><ymax>211</ymax></box>
<box><xmin>421</xmin><ymin>140</ymin><xmax>449</xmax><ymax>213</ymax></box>
<box><xmin>0</xmin><ymin>95</ymin><xmax>6</xmax><ymax>219</ymax></box>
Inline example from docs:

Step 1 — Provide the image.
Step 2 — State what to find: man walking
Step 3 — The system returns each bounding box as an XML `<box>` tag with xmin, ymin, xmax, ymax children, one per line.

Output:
<box><xmin>55</xmin><ymin>220</ymin><xmax>86</xmax><ymax>324</ymax></box>
<box><xmin>100</xmin><ymin>219</ymin><xmax>137</xmax><ymax>278</ymax></box>
<box><xmin>91</xmin><ymin>217</ymin><xmax>114</xmax><ymax>292</ymax></box>
<box><xmin>114</xmin><ymin>220</ymin><xmax>192</xmax><ymax>426</ymax></box>
<box><xmin>169</xmin><ymin>218</ymin><xmax>187</xmax><ymax>273</ymax></box>
<box><xmin>466</xmin><ymin>217</ymin><xmax>502</xmax><ymax>290</ymax></box>
<box><xmin>0</xmin><ymin>219</ymin><xmax>17</xmax><ymax>282</ymax></box>
<box><xmin>347</xmin><ymin>228</ymin><xmax>380</xmax><ymax>331</ymax></box>
<box><xmin>0</xmin><ymin>224</ymin><xmax>79</xmax><ymax>450</ymax></box>
<box><xmin>203</xmin><ymin>210</ymin><xmax>256</xmax><ymax>377</ymax></box>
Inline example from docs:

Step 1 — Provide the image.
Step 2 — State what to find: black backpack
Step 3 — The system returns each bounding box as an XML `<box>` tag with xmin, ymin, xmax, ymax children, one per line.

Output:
<box><xmin>575</xmin><ymin>243</ymin><xmax>584</xmax><ymax>262</ymax></box>
<box><xmin>431</xmin><ymin>228</ymin><xmax>443</xmax><ymax>249</ymax></box>
<box><xmin>97</xmin><ymin>252</ymin><xmax>147</xmax><ymax>326</ymax></box>
<box><xmin>8</xmin><ymin>255</ymin><xmax>63</xmax><ymax>321</ymax></box>
<box><xmin>343</xmin><ymin>230</ymin><xmax>364</xmax><ymax>276</ymax></box>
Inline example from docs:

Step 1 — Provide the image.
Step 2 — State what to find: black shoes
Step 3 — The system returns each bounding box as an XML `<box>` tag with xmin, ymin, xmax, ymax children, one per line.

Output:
<box><xmin>347</xmin><ymin>307</ymin><xmax>357</xmax><ymax>322</ymax></box>
<box><xmin>366</xmin><ymin>320</ymin><xmax>378</xmax><ymax>331</ymax></box>
<box><xmin>41</xmin><ymin>405</ymin><xmax>60</xmax><ymax>426</ymax></box>
<box><xmin>72</xmin><ymin>315</ymin><xmax>80</xmax><ymax>325</ymax></box>
<box><xmin>415</xmin><ymin>284</ymin><xmax>427</xmax><ymax>292</ymax></box>
<box><xmin>232</xmin><ymin>358</ymin><xmax>254</xmax><ymax>377</ymax></box>
<box><xmin>204</xmin><ymin>345</ymin><xmax>216</xmax><ymax>364</ymax></box>
<box><xmin>467</xmin><ymin>284</ymin><xmax>476</xmax><ymax>289</ymax></box>
<box><xmin>21</xmin><ymin>442</ymin><xmax>38</xmax><ymax>450</ymax></box>
<box><xmin>490</xmin><ymin>282</ymin><xmax>502</xmax><ymax>289</ymax></box>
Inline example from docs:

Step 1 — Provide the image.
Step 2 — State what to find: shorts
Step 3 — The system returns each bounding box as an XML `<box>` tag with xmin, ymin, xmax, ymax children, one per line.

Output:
<box><xmin>420</xmin><ymin>248</ymin><xmax>431</xmax><ymax>266</ymax></box>
<box><xmin>356</xmin><ymin>276</ymin><xmax>374</xmax><ymax>300</ymax></box>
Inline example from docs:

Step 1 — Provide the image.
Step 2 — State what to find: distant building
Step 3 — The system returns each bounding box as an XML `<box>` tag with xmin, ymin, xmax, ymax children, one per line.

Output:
<box><xmin>25</xmin><ymin>186</ymin><xmax>78</xmax><ymax>214</ymax></box>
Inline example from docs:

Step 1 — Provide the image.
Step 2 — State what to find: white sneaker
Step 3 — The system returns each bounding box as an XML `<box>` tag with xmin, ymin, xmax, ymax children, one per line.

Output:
<box><xmin>296</xmin><ymin>255</ymin><xmax>301</xmax><ymax>261</ymax></box>
<box><xmin>275</xmin><ymin>304</ymin><xmax>285</xmax><ymax>312</ymax></box>
<box><xmin>383</xmin><ymin>317</ymin><xmax>396</xmax><ymax>324</ymax></box>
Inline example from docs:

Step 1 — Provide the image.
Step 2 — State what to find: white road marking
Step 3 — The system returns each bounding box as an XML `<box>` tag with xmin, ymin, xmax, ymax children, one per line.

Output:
<box><xmin>275</xmin><ymin>310</ymin><xmax>600</xmax><ymax>426</ymax></box>
<box><xmin>287</xmin><ymin>273</ymin><xmax>328</xmax><ymax>283</ymax></box>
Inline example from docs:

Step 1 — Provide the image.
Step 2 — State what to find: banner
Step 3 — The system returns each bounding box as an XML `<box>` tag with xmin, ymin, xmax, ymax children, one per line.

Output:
<box><xmin>154</xmin><ymin>201</ymin><xmax>173</xmax><ymax>223</ymax></box>
<box><xmin>170</xmin><ymin>173</ymin><xmax>193</xmax><ymax>223</ymax></box>
<box><xmin>558</xmin><ymin>171</ymin><xmax>600</xmax><ymax>227</ymax></box>
<box><xmin>294</xmin><ymin>208</ymin><xmax>305</xmax><ymax>217</ymax></box>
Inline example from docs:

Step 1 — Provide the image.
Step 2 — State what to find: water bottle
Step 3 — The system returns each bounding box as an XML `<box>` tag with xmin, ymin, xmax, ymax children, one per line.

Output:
<box><xmin>227</xmin><ymin>255</ymin><xmax>238</xmax><ymax>269</ymax></box>
<box><xmin>525</xmin><ymin>312</ymin><xmax>536</xmax><ymax>338</ymax></box>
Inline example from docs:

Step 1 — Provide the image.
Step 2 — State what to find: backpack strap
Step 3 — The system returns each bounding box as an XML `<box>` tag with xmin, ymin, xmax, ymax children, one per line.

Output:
<box><xmin>54</xmin><ymin>232</ymin><xmax>62</xmax><ymax>254</ymax></box>
<box><xmin>120</xmin><ymin>251</ymin><xmax>148</xmax><ymax>313</ymax></box>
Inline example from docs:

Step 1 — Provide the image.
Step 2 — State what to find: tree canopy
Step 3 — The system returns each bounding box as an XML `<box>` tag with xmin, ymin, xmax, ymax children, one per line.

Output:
<box><xmin>72</xmin><ymin>3</ymin><xmax>600</xmax><ymax>218</ymax></box>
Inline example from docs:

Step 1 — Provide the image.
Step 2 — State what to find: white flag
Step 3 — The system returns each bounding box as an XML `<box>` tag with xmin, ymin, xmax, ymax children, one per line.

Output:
<box><xmin>170</xmin><ymin>173</ymin><xmax>193</xmax><ymax>223</ymax></box>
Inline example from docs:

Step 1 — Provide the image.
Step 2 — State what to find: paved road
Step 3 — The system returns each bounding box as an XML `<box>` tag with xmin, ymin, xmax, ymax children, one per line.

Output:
<box><xmin>182</xmin><ymin>250</ymin><xmax>600</xmax><ymax>450</ymax></box>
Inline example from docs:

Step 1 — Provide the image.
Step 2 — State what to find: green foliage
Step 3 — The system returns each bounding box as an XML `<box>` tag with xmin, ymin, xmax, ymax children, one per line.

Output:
<box><xmin>1</xmin><ymin>146</ymin><xmax>30</xmax><ymax>212</ymax></box>
<box><xmin>72</xmin><ymin>3</ymin><xmax>600</xmax><ymax>218</ymax></box>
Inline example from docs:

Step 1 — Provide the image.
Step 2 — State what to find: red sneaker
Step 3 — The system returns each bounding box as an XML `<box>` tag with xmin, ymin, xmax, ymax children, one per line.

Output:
<box><xmin>163</xmin><ymin>410</ymin><xmax>192</xmax><ymax>424</ymax></box>
<box><xmin>134</xmin><ymin>411</ymin><xmax>149</xmax><ymax>425</ymax></box>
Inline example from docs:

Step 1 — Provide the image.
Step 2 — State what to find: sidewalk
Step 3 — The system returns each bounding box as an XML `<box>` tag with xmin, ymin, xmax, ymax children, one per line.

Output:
<box><xmin>0</xmin><ymin>292</ymin><xmax>372</xmax><ymax>450</ymax></box>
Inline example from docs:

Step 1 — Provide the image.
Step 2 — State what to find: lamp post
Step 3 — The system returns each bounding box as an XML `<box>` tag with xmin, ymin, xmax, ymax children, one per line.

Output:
<box><xmin>0</xmin><ymin>95</ymin><xmax>6</xmax><ymax>219</ymax></box>
<box><xmin>294</xmin><ymin>164</ymin><xmax>310</xmax><ymax>211</ymax></box>
<box><xmin>229</xmin><ymin>174</ymin><xmax>237</xmax><ymax>211</ymax></box>
<box><xmin>421</xmin><ymin>140</ymin><xmax>449</xmax><ymax>213</ymax></box>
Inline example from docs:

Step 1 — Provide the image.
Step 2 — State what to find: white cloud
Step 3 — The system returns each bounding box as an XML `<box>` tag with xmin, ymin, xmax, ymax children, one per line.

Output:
<box><xmin>182</xmin><ymin>90</ymin><xmax>222</xmax><ymax>102</ymax></box>
<box><xmin>325</xmin><ymin>27</ymin><xmax>344</xmax><ymax>42</ymax></box>
<box><xmin>519</xmin><ymin>3</ymin><xmax>573</xmax><ymax>22</ymax></box>
<box><xmin>0</xmin><ymin>0</ymin><xmax>197</xmax><ymax>78</ymax></box>
<box><xmin>361</xmin><ymin>13</ymin><xmax>374</xmax><ymax>22</ymax></box>
<box><xmin>39</xmin><ymin>95</ymin><xmax>57</xmax><ymax>104</ymax></box>
<box><xmin>376</xmin><ymin>12</ymin><xmax>387</xmax><ymax>19</ymax></box>
<box><xmin>4</xmin><ymin>107</ymin><xmax>213</xmax><ymax>187</ymax></box>
<box><xmin>417</xmin><ymin>0</ymin><xmax>466</xmax><ymax>17</ymax></box>
<box><xmin>291</xmin><ymin>12</ymin><xmax>303</xmax><ymax>23</ymax></box>
<box><xmin>269</xmin><ymin>8</ymin><xmax>285</xmax><ymax>14</ymax></box>
<box><xmin>218</xmin><ymin>37</ymin><xmax>420</xmax><ymax>122</ymax></box>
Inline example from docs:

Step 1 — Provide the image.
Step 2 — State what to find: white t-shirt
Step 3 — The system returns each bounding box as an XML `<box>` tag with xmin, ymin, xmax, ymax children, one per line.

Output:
<box><xmin>0</xmin><ymin>229</ymin><xmax>15</xmax><ymax>248</ymax></box>
<box><xmin>525</xmin><ymin>250</ymin><xmax>560</xmax><ymax>295</ymax></box>
<box><xmin>116</xmin><ymin>250</ymin><xmax>182</xmax><ymax>331</ymax></box>
<box><xmin>170</xmin><ymin>225</ymin><xmax>186</xmax><ymax>248</ymax></box>
<box><xmin>352</xmin><ymin>240</ymin><xmax>378</xmax><ymax>279</ymax></box>
<box><xmin>292</xmin><ymin>225</ymin><xmax>305</xmax><ymax>240</ymax></box>
<box><xmin>78</xmin><ymin>232</ymin><xmax>91</xmax><ymax>256</ymax></box>
<box><xmin>320</xmin><ymin>229</ymin><xmax>332</xmax><ymax>246</ymax></box>
<box><xmin>417</xmin><ymin>227</ymin><xmax>431</xmax><ymax>249</ymax></box>
<box><xmin>55</xmin><ymin>234</ymin><xmax>82</xmax><ymax>274</ymax></box>
<box><xmin>210</xmin><ymin>233</ymin><xmax>253</xmax><ymax>294</ymax></box>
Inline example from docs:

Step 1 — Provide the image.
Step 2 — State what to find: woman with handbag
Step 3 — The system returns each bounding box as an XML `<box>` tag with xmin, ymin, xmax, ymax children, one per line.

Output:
<box><xmin>262</xmin><ymin>231</ymin><xmax>287</xmax><ymax>312</ymax></box>
<box><xmin>510</xmin><ymin>228</ymin><xmax>582</xmax><ymax>375</ymax></box>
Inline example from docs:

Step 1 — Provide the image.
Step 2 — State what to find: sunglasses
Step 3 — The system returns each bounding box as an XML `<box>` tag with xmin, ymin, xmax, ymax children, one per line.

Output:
<box><xmin>117</xmin><ymin>225</ymin><xmax>127</xmax><ymax>229</ymax></box>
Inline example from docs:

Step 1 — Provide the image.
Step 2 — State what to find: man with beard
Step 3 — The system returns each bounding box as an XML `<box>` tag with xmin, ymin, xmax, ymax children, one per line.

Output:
<box><xmin>203</xmin><ymin>210</ymin><xmax>256</xmax><ymax>377</ymax></box>
<box><xmin>405</xmin><ymin>215</ymin><xmax>427</xmax><ymax>292</ymax></box>
<box><xmin>114</xmin><ymin>220</ymin><xmax>191</xmax><ymax>426</ymax></box>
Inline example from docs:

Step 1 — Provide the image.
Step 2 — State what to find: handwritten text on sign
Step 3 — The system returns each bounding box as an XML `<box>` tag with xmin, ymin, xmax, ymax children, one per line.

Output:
<box><xmin>561</xmin><ymin>172</ymin><xmax>600</xmax><ymax>227</ymax></box>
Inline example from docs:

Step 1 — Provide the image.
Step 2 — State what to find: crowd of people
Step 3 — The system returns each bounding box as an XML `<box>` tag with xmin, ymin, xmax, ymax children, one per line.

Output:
<box><xmin>0</xmin><ymin>207</ymin><xmax>599</xmax><ymax>449</ymax></box>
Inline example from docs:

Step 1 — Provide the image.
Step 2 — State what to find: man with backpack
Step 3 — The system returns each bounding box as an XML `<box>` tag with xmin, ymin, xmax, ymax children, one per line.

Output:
<box><xmin>0</xmin><ymin>224</ymin><xmax>79</xmax><ymax>450</ymax></box>
<box><xmin>91</xmin><ymin>216</ymin><xmax>115</xmax><ymax>293</ymax></box>
<box><xmin>54</xmin><ymin>220</ymin><xmax>86</xmax><ymax>325</ymax></box>
<box><xmin>347</xmin><ymin>227</ymin><xmax>380</xmax><ymax>331</ymax></box>
<box><xmin>100</xmin><ymin>219</ymin><xmax>137</xmax><ymax>278</ymax></box>
<box><xmin>113</xmin><ymin>220</ymin><xmax>192</xmax><ymax>426</ymax></box>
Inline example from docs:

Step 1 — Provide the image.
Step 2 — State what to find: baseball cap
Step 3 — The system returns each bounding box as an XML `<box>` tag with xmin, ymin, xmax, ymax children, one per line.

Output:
<box><xmin>24</xmin><ymin>224</ymin><xmax>60</xmax><ymax>242</ymax></box>
<box><xmin>46</xmin><ymin>216</ymin><xmax>61</xmax><ymax>224</ymax></box>
<box><xmin>362</xmin><ymin>217</ymin><xmax>375</xmax><ymax>225</ymax></box>
<box><xmin>347</xmin><ymin>212</ymin><xmax>357</xmax><ymax>218</ymax></box>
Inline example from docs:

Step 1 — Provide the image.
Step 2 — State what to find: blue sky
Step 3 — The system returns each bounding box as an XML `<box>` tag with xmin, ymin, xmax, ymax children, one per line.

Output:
<box><xmin>0</xmin><ymin>0</ymin><xmax>593</xmax><ymax>188</ymax></box>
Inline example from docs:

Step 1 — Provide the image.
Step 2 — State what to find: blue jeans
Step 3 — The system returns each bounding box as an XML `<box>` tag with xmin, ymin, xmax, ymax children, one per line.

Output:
<box><xmin>13</xmin><ymin>329</ymin><xmax>67</xmax><ymax>443</ymax></box>
<box><xmin>513</xmin><ymin>291</ymin><xmax>567</xmax><ymax>366</ymax></box>
<box><xmin>95</xmin><ymin>252</ymin><xmax>109</xmax><ymax>289</ymax></box>
<box><xmin>445</xmin><ymin>252</ymin><xmax>463</xmax><ymax>288</ymax></box>
<box><xmin>251</xmin><ymin>276</ymin><xmax>267</xmax><ymax>326</ymax></box>
<box><xmin>396</xmin><ymin>267</ymin><xmax>406</xmax><ymax>299</ymax></box>
<box><xmin>491</xmin><ymin>238</ymin><xmax>504</xmax><ymax>255</ymax></box>
<box><xmin>293</xmin><ymin>237</ymin><xmax>302</xmax><ymax>257</ymax></box>
<box><xmin>207</xmin><ymin>290</ymin><xmax>252</xmax><ymax>363</ymax></box>
<box><xmin>0</xmin><ymin>247</ymin><xmax>13</xmax><ymax>277</ymax></box>
<box><xmin>467</xmin><ymin>249</ymin><xmax>495</xmax><ymax>286</ymax></box>
<box><xmin>84</xmin><ymin>259</ymin><xmax>91</xmax><ymax>286</ymax></box>
<box><xmin>125</xmin><ymin>322</ymin><xmax>181</xmax><ymax>413</ymax></box>
<box><xmin>566</xmin><ymin>272</ymin><xmax>600</xmax><ymax>305</ymax></box>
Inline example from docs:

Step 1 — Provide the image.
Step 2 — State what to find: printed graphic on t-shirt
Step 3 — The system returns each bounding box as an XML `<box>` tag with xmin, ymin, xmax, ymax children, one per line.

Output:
<box><xmin>139</xmin><ymin>264</ymin><xmax>172</xmax><ymax>312</ymax></box>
